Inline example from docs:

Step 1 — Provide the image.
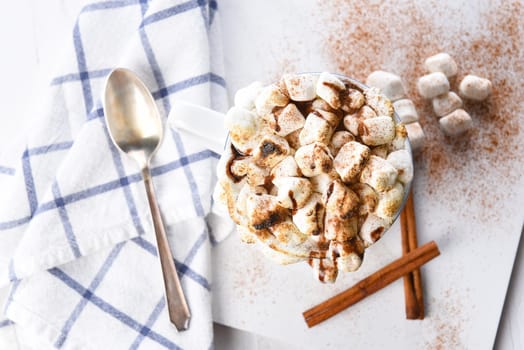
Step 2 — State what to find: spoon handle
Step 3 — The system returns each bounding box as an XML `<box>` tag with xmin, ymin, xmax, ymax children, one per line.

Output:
<box><xmin>141</xmin><ymin>167</ymin><xmax>191</xmax><ymax>331</ymax></box>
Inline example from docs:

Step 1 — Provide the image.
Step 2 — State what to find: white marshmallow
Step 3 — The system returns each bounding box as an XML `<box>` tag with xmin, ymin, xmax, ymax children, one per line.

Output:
<box><xmin>295</xmin><ymin>142</ymin><xmax>333</xmax><ymax>177</ymax></box>
<box><xmin>432</xmin><ymin>91</ymin><xmax>463</xmax><ymax>117</ymax></box>
<box><xmin>459</xmin><ymin>74</ymin><xmax>492</xmax><ymax>101</ymax></box>
<box><xmin>273</xmin><ymin>176</ymin><xmax>312</xmax><ymax>209</ymax></box>
<box><xmin>417</xmin><ymin>72</ymin><xmax>450</xmax><ymax>99</ymax></box>
<box><xmin>225</xmin><ymin>106</ymin><xmax>258</xmax><ymax>154</ymax></box>
<box><xmin>268</xmin><ymin>103</ymin><xmax>306</xmax><ymax>137</ymax></box>
<box><xmin>375</xmin><ymin>182</ymin><xmax>404</xmax><ymax>222</ymax></box>
<box><xmin>270</xmin><ymin>156</ymin><xmax>300</xmax><ymax>178</ymax></box>
<box><xmin>252</xmin><ymin>134</ymin><xmax>290</xmax><ymax>168</ymax></box>
<box><xmin>364</xmin><ymin>87</ymin><xmax>394</xmax><ymax>116</ymax></box>
<box><xmin>316</xmin><ymin>72</ymin><xmax>346</xmax><ymax>109</ymax></box>
<box><xmin>360</xmin><ymin>155</ymin><xmax>398</xmax><ymax>192</ymax></box>
<box><xmin>366</xmin><ymin>71</ymin><xmax>406</xmax><ymax>101</ymax></box>
<box><xmin>310</xmin><ymin>171</ymin><xmax>337</xmax><ymax>194</ymax></box>
<box><xmin>439</xmin><ymin>109</ymin><xmax>473</xmax><ymax>136</ymax></box>
<box><xmin>333</xmin><ymin>141</ymin><xmax>370</xmax><ymax>183</ymax></box>
<box><xmin>393</xmin><ymin>98</ymin><xmax>419</xmax><ymax>124</ymax></box>
<box><xmin>282</xmin><ymin>74</ymin><xmax>318</xmax><ymax>101</ymax></box>
<box><xmin>293</xmin><ymin>193</ymin><xmax>324</xmax><ymax>236</ymax></box>
<box><xmin>255</xmin><ymin>84</ymin><xmax>289</xmax><ymax>116</ymax></box>
<box><xmin>404</xmin><ymin>122</ymin><xmax>425</xmax><ymax>153</ymax></box>
<box><xmin>359</xmin><ymin>214</ymin><xmax>389</xmax><ymax>247</ymax></box>
<box><xmin>386</xmin><ymin>150</ymin><xmax>413</xmax><ymax>184</ymax></box>
<box><xmin>299</xmin><ymin>112</ymin><xmax>334</xmax><ymax>145</ymax></box>
<box><xmin>234</xmin><ymin>81</ymin><xmax>264</xmax><ymax>110</ymax></box>
<box><xmin>330</xmin><ymin>130</ymin><xmax>355</xmax><ymax>156</ymax></box>
<box><xmin>424</xmin><ymin>53</ymin><xmax>458</xmax><ymax>78</ymax></box>
<box><xmin>360</xmin><ymin>116</ymin><xmax>396</xmax><ymax>146</ymax></box>
<box><xmin>340</xmin><ymin>88</ymin><xmax>366</xmax><ymax>112</ymax></box>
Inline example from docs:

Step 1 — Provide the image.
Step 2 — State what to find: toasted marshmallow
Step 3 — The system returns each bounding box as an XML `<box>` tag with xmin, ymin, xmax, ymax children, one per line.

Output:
<box><xmin>299</xmin><ymin>112</ymin><xmax>334</xmax><ymax>145</ymax></box>
<box><xmin>329</xmin><ymin>240</ymin><xmax>364</xmax><ymax>272</ymax></box>
<box><xmin>311</xmin><ymin>97</ymin><xmax>338</xmax><ymax>113</ymax></box>
<box><xmin>324</xmin><ymin>180</ymin><xmax>360</xmax><ymax>218</ymax></box>
<box><xmin>270</xmin><ymin>219</ymin><xmax>308</xmax><ymax>246</ymax></box>
<box><xmin>343</xmin><ymin>105</ymin><xmax>377</xmax><ymax>135</ymax></box>
<box><xmin>246</xmin><ymin>194</ymin><xmax>287</xmax><ymax>231</ymax></box>
<box><xmin>386</xmin><ymin>150</ymin><xmax>413</xmax><ymax>184</ymax></box>
<box><xmin>424</xmin><ymin>53</ymin><xmax>458</xmax><ymax>78</ymax></box>
<box><xmin>417</xmin><ymin>72</ymin><xmax>450</xmax><ymax>99</ymax></box>
<box><xmin>330</xmin><ymin>131</ymin><xmax>355</xmax><ymax>156</ymax></box>
<box><xmin>404</xmin><ymin>122</ymin><xmax>425</xmax><ymax>153</ymax></box>
<box><xmin>364</xmin><ymin>87</ymin><xmax>394</xmax><ymax>117</ymax></box>
<box><xmin>237</xmin><ymin>225</ymin><xmax>257</xmax><ymax>244</ymax></box>
<box><xmin>309</xmin><ymin>257</ymin><xmax>338</xmax><ymax>283</ymax></box>
<box><xmin>333</xmin><ymin>141</ymin><xmax>370</xmax><ymax>182</ymax></box>
<box><xmin>282</xmin><ymin>73</ymin><xmax>318</xmax><ymax>101</ymax></box>
<box><xmin>310</xmin><ymin>171</ymin><xmax>338</xmax><ymax>194</ymax></box>
<box><xmin>293</xmin><ymin>193</ymin><xmax>324</xmax><ymax>236</ymax></box>
<box><xmin>270</xmin><ymin>155</ymin><xmax>300</xmax><ymax>178</ymax></box>
<box><xmin>325</xmin><ymin>212</ymin><xmax>358</xmax><ymax>242</ymax></box>
<box><xmin>316</xmin><ymin>72</ymin><xmax>346</xmax><ymax>109</ymax></box>
<box><xmin>432</xmin><ymin>91</ymin><xmax>463</xmax><ymax>117</ymax></box>
<box><xmin>375</xmin><ymin>182</ymin><xmax>404</xmax><ymax>221</ymax></box>
<box><xmin>390</xmin><ymin>123</ymin><xmax>409</xmax><ymax>151</ymax></box>
<box><xmin>252</xmin><ymin>134</ymin><xmax>290</xmax><ymax>168</ymax></box>
<box><xmin>360</xmin><ymin>155</ymin><xmax>398</xmax><ymax>192</ymax></box>
<box><xmin>393</xmin><ymin>98</ymin><xmax>419</xmax><ymax>124</ymax></box>
<box><xmin>340</xmin><ymin>88</ymin><xmax>366</xmax><ymax>112</ymax></box>
<box><xmin>256</xmin><ymin>239</ymin><xmax>305</xmax><ymax>264</ymax></box>
<box><xmin>370</xmin><ymin>145</ymin><xmax>388</xmax><ymax>158</ymax></box>
<box><xmin>225</xmin><ymin>106</ymin><xmax>258</xmax><ymax>154</ymax></box>
<box><xmin>295</xmin><ymin>142</ymin><xmax>333</xmax><ymax>177</ymax></box>
<box><xmin>359</xmin><ymin>214</ymin><xmax>389</xmax><ymax>247</ymax></box>
<box><xmin>360</xmin><ymin>116</ymin><xmax>396</xmax><ymax>146</ymax></box>
<box><xmin>236</xmin><ymin>184</ymin><xmax>266</xmax><ymax>225</ymax></box>
<box><xmin>439</xmin><ymin>109</ymin><xmax>473</xmax><ymax>136</ymax></box>
<box><xmin>273</xmin><ymin>176</ymin><xmax>312</xmax><ymax>209</ymax></box>
<box><xmin>269</xmin><ymin>103</ymin><xmax>306</xmax><ymax>137</ymax></box>
<box><xmin>255</xmin><ymin>84</ymin><xmax>289</xmax><ymax>116</ymax></box>
<box><xmin>351</xmin><ymin>183</ymin><xmax>378</xmax><ymax>217</ymax></box>
<box><xmin>234</xmin><ymin>81</ymin><xmax>264</xmax><ymax>110</ymax></box>
<box><xmin>459</xmin><ymin>74</ymin><xmax>492</xmax><ymax>101</ymax></box>
<box><xmin>246</xmin><ymin>162</ymin><xmax>270</xmax><ymax>187</ymax></box>
<box><xmin>285</xmin><ymin>128</ymin><xmax>302</xmax><ymax>149</ymax></box>
<box><xmin>366</xmin><ymin>71</ymin><xmax>406</xmax><ymax>101</ymax></box>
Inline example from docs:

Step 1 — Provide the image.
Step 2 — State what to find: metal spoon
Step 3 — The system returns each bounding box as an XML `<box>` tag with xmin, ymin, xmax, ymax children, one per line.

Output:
<box><xmin>103</xmin><ymin>68</ymin><xmax>191</xmax><ymax>331</ymax></box>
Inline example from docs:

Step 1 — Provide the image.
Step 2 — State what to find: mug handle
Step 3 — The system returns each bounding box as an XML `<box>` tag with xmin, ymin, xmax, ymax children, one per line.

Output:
<box><xmin>168</xmin><ymin>100</ymin><xmax>228</xmax><ymax>154</ymax></box>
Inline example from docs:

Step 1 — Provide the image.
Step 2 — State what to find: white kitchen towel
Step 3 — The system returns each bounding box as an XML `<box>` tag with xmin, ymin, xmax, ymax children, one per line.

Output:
<box><xmin>0</xmin><ymin>0</ymin><xmax>231</xmax><ymax>348</ymax></box>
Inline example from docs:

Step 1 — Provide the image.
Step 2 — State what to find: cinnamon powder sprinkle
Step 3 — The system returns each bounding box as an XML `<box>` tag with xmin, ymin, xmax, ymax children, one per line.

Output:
<box><xmin>318</xmin><ymin>0</ymin><xmax>523</xmax><ymax>223</ymax></box>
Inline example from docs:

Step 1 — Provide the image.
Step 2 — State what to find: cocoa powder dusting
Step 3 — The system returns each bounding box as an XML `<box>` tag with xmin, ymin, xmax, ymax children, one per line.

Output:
<box><xmin>318</xmin><ymin>0</ymin><xmax>524</xmax><ymax>223</ymax></box>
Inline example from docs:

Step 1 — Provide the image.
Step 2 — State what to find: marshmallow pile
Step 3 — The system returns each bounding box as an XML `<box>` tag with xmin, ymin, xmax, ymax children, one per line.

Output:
<box><xmin>366</xmin><ymin>71</ymin><xmax>425</xmax><ymax>153</ymax></box>
<box><xmin>418</xmin><ymin>53</ymin><xmax>492</xmax><ymax>136</ymax></box>
<box><xmin>213</xmin><ymin>72</ymin><xmax>412</xmax><ymax>283</ymax></box>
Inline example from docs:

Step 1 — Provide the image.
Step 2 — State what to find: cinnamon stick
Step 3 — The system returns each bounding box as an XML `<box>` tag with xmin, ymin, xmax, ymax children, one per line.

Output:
<box><xmin>400</xmin><ymin>190</ymin><xmax>425</xmax><ymax>319</ymax></box>
<box><xmin>303</xmin><ymin>240</ymin><xmax>440</xmax><ymax>328</ymax></box>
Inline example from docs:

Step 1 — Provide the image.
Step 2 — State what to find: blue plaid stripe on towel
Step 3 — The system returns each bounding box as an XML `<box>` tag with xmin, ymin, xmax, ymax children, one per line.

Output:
<box><xmin>0</xmin><ymin>1</ymin><xmax>231</xmax><ymax>348</ymax></box>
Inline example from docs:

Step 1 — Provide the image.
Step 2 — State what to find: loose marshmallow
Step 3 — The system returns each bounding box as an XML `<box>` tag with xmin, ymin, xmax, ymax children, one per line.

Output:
<box><xmin>359</xmin><ymin>214</ymin><xmax>389</xmax><ymax>247</ymax></box>
<box><xmin>340</xmin><ymin>88</ymin><xmax>366</xmax><ymax>112</ymax></box>
<box><xmin>316</xmin><ymin>72</ymin><xmax>346</xmax><ymax>109</ymax></box>
<box><xmin>255</xmin><ymin>84</ymin><xmax>289</xmax><ymax>116</ymax></box>
<box><xmin>417</xmin><ymin>72</ymin><xmax>450</xmax><ymax>99</ymax></box>
<box><xmin>282</xmin><ymin>74</ymin><xmax>318</xmax><ymax>101</ymax></box>
<box><xmin>360</xmin><ymin>155</ymin><xmax>398</xmax><ymax>192</ymax></box>
<box><xmin>270</xmin><ymin>156</ymin><xmax>300</xmax><ymax>178</ymax></box>
<box><xmin>273</xmin><ymin>176</ymin><xmax>313</xmax><ymax>209</ymax></box>
<box><xmin>246</xmin><ymin>194</ymin><xmax>287</xmax><ymax>231</ymax></box>
<box><xmin>424</xmin><ymin>53</ymin><xmax>458</xmax><ymax>78</ymax></box>
<box><xmin>329</xmin><ymin>240</ymin><xmax>363</xmax><ymax>272</ymax></box>
<box><xmin>225</xmin><ymin>106</ymin><xmax>258</xmax><ymax>154</ymax></box>
<box><xmin>386</xmin><ymin>150</ymin><xmax>413</xmax><ymax>184</ymax></box>
<box><xmin>330</xmin><ymin>131</ymin><xmax>355</xmax><ymax>156</ymax></box>
<box><xmin>299</xmin><ymin>112</ymin><xmax>334</xmax><ymax>145</ymax></box>
<box><xmin>269</xmin><ymin>103</ymin><xmax>306</xmax><ymax>137</ymax></box>
<box><xmin>293</xmin><ymin>193</ymin><xmax>324</xmax><ymax>236</ymax></box>
<box><xmin>439</xmin><ymin>109</ymin><xmax>473</xmax><ymax>136</ymax></box>
<box><xmin>404</xmin><ymin>122</ymin><xmax>425</xmax><ymax>153</ymax></box>
<box><xmin>310</xmin><ymin>171</ymin><xmax>338</xmax><ymax>194</ymax></box>
<box><xmin>364</xmin><ymin>87</ymin><xmax>394</xmax><ymax>116</ymax></box>
<box><xmin>393</xmin><ymin>98</ymin><xmax>419</xmax><ymax>124</ymax></box>
<box><xmin>351</xmin><ymin>183</ymin><xmax>378</xmax><ymax>217</ymax></box>
<box><xmin>375</xmin><ymin>182</ymin><xmax>404</xmax><ymax>222</ymax></box>
<box><xmin>366</xmin><ymin>71</ymin><xmax>406</xmax><ymax>101</ymax></box>
<box><xmin>334</xmin><ymin>141</ymin><xmax>370</xmax><ymax>182</ymax></box>
<box><xmin>252</xmin><ymin>134</ymin><xmax>290</xmax><ymax>168</ymax></box>
<box><xmin>360</xmin><ymin>116</ymin><xmax>396</xmax><ymax>146</ymax></box>
<box><xmin>295</xmin><ymin>142</ymin><xmax>333</xmax><ymax>177</ymax></box>
<box><xmin>234</xmin><ymin>81</ymin><xmax>264</xmax><ymax>110</ymax></box>
<box><xmin>459</xmin><ymin>74</ymin><xmax>492</xmax><ymax>101</ymax></box>
<box><xmin>432</xmin><ymin>91</ymin><xmax>463</xmax><ymax>117</ymax></box>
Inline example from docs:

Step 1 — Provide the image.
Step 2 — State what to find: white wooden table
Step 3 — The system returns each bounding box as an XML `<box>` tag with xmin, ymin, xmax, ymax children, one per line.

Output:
<box><xmin>0</xmin><ymin>1</ymin><xmax>522</xmax><ymax>349</ymax></box>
